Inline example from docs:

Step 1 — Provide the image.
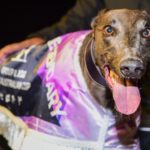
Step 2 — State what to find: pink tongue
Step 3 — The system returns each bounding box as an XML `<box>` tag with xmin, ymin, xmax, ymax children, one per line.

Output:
<box><xmin>104</xmin><ymin>68</ymin><xmax>141</xmax><ymax>115</ymax></box>
<box><xmin>113</xmin><ymin>82</ymin><xmax>141</xmax><ymax>115</ymax></box>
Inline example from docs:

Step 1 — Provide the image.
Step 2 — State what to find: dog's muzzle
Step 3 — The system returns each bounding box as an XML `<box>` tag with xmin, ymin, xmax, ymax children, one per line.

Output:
<box><xmin>120</xmin><ymin>58</ymin><xmax>144</xmax><ymax>79</ymax></box>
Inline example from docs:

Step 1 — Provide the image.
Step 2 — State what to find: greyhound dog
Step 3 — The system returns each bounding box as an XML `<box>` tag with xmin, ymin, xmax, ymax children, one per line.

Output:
<box><xmin>0</xmin><ymin>9</ymin><xmax>149</xmax><ymax>150</ymax></box>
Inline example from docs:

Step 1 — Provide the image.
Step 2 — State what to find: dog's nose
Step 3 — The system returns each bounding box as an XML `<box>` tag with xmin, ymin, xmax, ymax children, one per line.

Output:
<box><xmin>120</xmin><ymin>59</ymin><xmax>144</xmax><ymax>78</ymax></box>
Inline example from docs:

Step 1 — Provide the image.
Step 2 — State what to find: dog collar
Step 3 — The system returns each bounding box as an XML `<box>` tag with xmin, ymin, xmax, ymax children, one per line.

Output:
<box><xmin>85</xmin><ymin>38</ymin><xmax>107</xmax><ymax>87</ymax></box>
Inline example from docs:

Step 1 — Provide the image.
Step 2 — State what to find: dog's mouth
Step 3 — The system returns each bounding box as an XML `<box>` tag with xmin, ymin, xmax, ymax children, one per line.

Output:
<box><xmin>104</xmin><ymin>66</ymin><xmax>141</xmax><ymax>115</ymax></box>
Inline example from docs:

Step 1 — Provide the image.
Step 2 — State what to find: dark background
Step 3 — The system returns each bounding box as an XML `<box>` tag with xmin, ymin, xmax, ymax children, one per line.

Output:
<box><xmin>0</xmin><ymin>1</ymin><xmax>76</xmax><ymax>48</ymax></box>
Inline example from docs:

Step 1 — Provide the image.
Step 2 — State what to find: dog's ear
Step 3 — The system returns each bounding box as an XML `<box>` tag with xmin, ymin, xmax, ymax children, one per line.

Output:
<box><xmin>141</xmin><ymin>10</ymin><xmax>150</xmax><ymax>20</ymax></box>
<box><xmin>91</xmin><ymin>9</ymin><xmax>110</xmax><ymax>29</ymax></box>
<box><xmin>142</xmin><ymin>10</ymin><xmax>149</xmax><ymax>15</ymax></box>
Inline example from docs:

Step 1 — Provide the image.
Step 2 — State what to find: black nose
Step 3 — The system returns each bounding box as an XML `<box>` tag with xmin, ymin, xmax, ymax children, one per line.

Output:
<box><xmin>120</xmin><ymin>59</ymin><xmax>144</xmax><ymax>78</ymax></box>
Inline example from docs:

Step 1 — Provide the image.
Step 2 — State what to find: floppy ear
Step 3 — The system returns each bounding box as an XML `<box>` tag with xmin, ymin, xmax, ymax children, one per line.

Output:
<box><xmin>91</xmin><ymin>9</ymin><xmax>110</xmax><ymax>29</ymax></box>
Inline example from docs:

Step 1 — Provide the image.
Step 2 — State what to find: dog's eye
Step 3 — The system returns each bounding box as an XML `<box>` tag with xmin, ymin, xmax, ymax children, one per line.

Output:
<box><xmin>142</xmin><ymin>28</ymin><xmax>150</xmax><ymax>38</ymax></box>
<box><xmin>104</xmin><ymin>25</ymin><xmax>114</xmax><ymax>36</ymax></box>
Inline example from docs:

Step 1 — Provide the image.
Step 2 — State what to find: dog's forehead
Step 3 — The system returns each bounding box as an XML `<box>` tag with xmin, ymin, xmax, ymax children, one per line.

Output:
<box><xmin>101</xmin><ymin>9</ymin><xmax>149</xmax><ymax>27</ymax></box>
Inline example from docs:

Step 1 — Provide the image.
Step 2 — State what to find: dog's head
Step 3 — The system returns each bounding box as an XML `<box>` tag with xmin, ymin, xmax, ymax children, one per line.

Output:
<box><xmin>91</xmin><ymin>9</ymin><xmax>150</xmax><ymax>115</ymax></box>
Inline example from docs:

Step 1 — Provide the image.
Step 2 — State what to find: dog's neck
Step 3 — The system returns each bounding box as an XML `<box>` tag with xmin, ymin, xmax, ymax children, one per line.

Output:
<box><xmin>85</xmin><ymin>38</ymin><xmax>107</xmax><ymax>87</ymax></box>
<box><xmin>79</xmin><ymin>33</ymin><xmax>114</xmax><ymax>109</ymax></box>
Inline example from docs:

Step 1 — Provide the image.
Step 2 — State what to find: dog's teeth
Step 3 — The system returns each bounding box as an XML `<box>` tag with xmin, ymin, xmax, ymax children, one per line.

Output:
<box><xmin>112</xmin><ymin>77</ymin><xmax>114</xmax><ymax>83</ymax></box>
<box><xmin>111</xmin><ymin>77</ymin><xmax>116</xmax><ymax>84</ymax></box>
